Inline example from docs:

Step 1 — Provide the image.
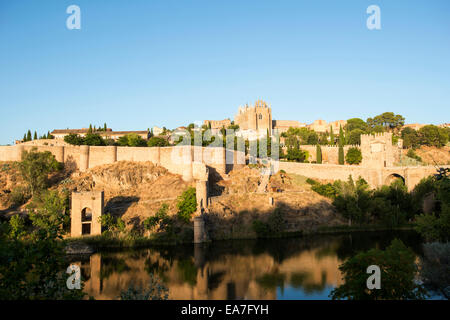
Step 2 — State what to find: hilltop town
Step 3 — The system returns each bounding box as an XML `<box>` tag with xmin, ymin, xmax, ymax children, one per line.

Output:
<box><xmin>1</xmin><ymin>100</ymin><xmax>449</xmax><ymax>245</ymax></box>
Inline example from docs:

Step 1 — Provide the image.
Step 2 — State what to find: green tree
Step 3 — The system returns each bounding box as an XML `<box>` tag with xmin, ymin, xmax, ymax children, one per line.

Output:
<box><xmin>414</xmin><ymin>168</ymin><xmax>450</xmax><ymax>242</ymax></box>
<box><xmin>0</xmin><ymin>191</ymin><xmax>85</xmax><ymax>300</ymax></box>
<box><xmin>26</xmin><ymin>130</ymin><xmax>32</xmax><ymax>142</ymax></box>
<box><xmin>83</xmin><ymin>133</ymin><xmax>105</xmax><ymax>146</ymax></box>
<box><xmin>367</xmin><ymin>112</ymin><xmax>405</xmax><ymax>132</ymax></box>
<box><xmin>286</xmin><ymin>146</ymin><xmax>307</xmax><ymax>162</ymax></box>
<box><xmin>147</xmin><ymin>136</ymin><xmax>169</xmax><ymax>147</ymax></box>
<box><xmin>418</xmin><ymin>125</ymin><xmax>448</xmax><ymax>148</ymax></box>
<box><xmin>338</xmin><ymin>145</ymin><xmax>344</xmax><ymax>165</ymax></box>
<box><xmin>64</xmin><ymin>133</ymin><xmax>84</xmax><ymax>145</ymax></box>
<box><xmin>347</xmin><ymin>129</ymin><xmax>364</xmax><ymax>145</ymax></box>
<box><xmin>19</xmin><ymin>148</ymin><xmax>61</xmax><ymax>196</ymax></box>
<box><xmin>330</xmin><ymin>239</ymin><xmax>427</xmax><ymax>300</ymax></box>
<box><xmin>401</xmin><ymin>127</ymin><xmax>419</xmax><ymax>149</ymax></box>
<box><xmin>307</xmin><ymin>132</ymin><xmax>318</xmax><ymax>145</ymax></box>
<box><xmin>346</xmin><ymin>118</ymin><xmax>368</xmax><ymax>132</ymax></box>
<box><xmin>117</xmin><ymin>133</ymin><xmax>147</xmax><ymax>147</ymax></box>
<box><xmin>345</xmin><ymin>147</ymin><xmax>362</xmax><ymax>165</ymax></box>
<box><xmin>88</xmin><ymin>124</ymin><xmax>93</xmax><ymax>133</ymax></box>
<box><xmin>33</xmin><ymin>131</ymin><xmax>37</xmax><ymax>140</ymax></box>
<box><xmin>329</xmin><ymin>126</ymin><xmax>335</xmax><ymax>145</ymax></box>
<box><xmin>316</xmin><ymin>145</ymin><xmax>322</xmax><ymax>164</ymax></box>
<box><xmin>176</xmin><ymin>187</ymin><xmax>197</xmax><ymax>223</ymax></box>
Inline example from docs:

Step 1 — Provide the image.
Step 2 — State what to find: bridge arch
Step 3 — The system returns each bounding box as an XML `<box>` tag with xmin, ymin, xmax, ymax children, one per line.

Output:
<box><xmin>385</xmin><ymin>173</ymin><xmax>405</xmax><ymax>186</ymax></box>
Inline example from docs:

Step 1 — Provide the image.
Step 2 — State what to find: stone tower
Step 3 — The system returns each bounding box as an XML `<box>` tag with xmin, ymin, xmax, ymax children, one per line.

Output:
<box><xmin>360</xmin><ymin>132</ymin><xmax>402</xmax><ymax>168</ymax></box>
<box><xmin>71</xmin><ymin>191</ymin><xmax>104</xmax><ymax>237</ymax></box>
<box><xmin>234</xmin><ymin>100</ymin><xmax>272</xmax><ymax>136</ymax></box>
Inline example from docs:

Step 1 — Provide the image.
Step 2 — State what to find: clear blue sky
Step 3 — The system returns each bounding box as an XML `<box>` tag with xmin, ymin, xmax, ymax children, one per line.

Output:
<box><xmin>1</xmin><ymin>0</ymin><xmax>449</xmax><ymax>144</ymax></box>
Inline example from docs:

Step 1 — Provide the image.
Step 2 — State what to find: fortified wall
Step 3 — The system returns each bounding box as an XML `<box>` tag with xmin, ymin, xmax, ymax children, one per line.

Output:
<box><xmin>0</xmin><ymin>144</ymin><xmax>246</xmax><ymax>182</ymax></box>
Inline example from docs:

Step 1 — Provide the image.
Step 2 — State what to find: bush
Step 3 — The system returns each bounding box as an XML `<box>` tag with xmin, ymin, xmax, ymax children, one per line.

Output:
<box><xmin>148</xmin><ymin>137</ymin><xmax>169</xmax><ymax>147</ymax></box>
<box><xmin>176</xmin><ymin>187</ymin><xmax>197</xmax><ymax>223</ymax></box>
<box><xmin>406</xmin><ymin>149</ymin><xmax>422</xmax><ymax>162</ymax></box>
<box><xmin>143</xmin><ymin>204</ymin><xmax>169</xmax><ymax>231</ymax></box>
<box><xmin>286</xmin><ymin>147</ymin><xmax>307</xmax><ymax>162</ymax></box>
<box><xmin>99</xmin><ymin>214</ymin><xmax>126</xmax><ymax>237</ymax></box>
<box><xmin>345</xmin><ymin>147</ymin><xmax>362</xmax><ymax>165</ymax></box>
<box><xmin>9</xmin><ymin>186</ymin><xmax>30</xmax><ymax>208</ymax></box>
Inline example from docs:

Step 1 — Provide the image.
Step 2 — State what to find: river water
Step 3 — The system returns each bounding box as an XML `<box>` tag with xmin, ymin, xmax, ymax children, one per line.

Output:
<box><xmin>69</xmin><ymin>230</ymin><xmax>441</xmax><ymax>300</ymax></box>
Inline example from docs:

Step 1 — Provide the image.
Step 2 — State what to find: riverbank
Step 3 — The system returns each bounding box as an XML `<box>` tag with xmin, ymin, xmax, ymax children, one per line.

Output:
<box><xmin>65</xmin><ymin>223</ymin><xmax>417</xmax><ymax>251</ymax></box>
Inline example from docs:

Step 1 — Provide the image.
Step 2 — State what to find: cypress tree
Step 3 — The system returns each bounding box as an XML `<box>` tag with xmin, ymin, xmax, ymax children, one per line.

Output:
<box><xmin>104</xmin><ymin>123</ymin><xmax>107</xmax><ymax>131</ymax></box>
<box><xmin>33</xmin><ymin>131</ymin><xmax>37</xmax><ymax>140</ymax></box>
<box><xmin>26</xmin><ymin>130</ymin><xmax>32</xmax><ymax>141</ymax></box>
<box><xmin>330</xmin><ymin>126</ymin><xmax>334</xmax><ymax>145</ymax></box>
<box><xmin>338</xmin><ymin>144</ymin><xmax>344</xmax><ymax>165</ymax></box>
<box><xmin>316</xmin><ymin>144</ymin><xmax>322</xmax><ymax>164</ymax></box>
<box><xmin>88</xmin><ymin>124</ymin><xmax>93</xmax><ymax>133</ymax></box>
<box><xmin>338</xmin><ymin>125</ymin><xmax>345</xmax><ymax>164</ymax></box>
<box><xmin>23</xmin><ymin>134</ymin><xmax>27</xmax><ymax>142</ymax></box>
<box><xmin>339</xmin><ymin>125</ymin><xmax>345</xmax><ymax>146</ymax></box>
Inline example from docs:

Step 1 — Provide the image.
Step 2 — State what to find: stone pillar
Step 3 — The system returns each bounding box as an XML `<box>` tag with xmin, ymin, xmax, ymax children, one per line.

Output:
<box><xmin>196</xmin><ymin>180</ymin><xmax>208</xmax><ymax>210</ymax></box>
<box><xmin>106</xmin><ymin>145</ymin><xmax>117</xmax><ymax>164</ymax></box>
<box><xmin>80</xmin><ymin>145</ymin><xmax>90</xmax><ymax>172</ymax></box>
<box><xmin>194</xmin><ymin>216</ymin><xmax>206</xmax><ymax>244</ymax></box>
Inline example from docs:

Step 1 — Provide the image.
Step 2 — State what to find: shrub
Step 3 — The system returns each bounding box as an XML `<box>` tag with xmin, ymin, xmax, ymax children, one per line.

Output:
<box><xmin>143</xmin><ymin>204</ymin><xmax>169</xmax><ymax>231</ymax></box>
<box><xmin>286</xmin><ymin>147</ymin><xmax>307</xmax><ymax>162</ymax></box>
<box><xmin>176</xmin><ymin>187</ymin><xmax>197</xmax><ymax>223</ymax></box>
<box><xmin>406</xmin><ymin>149</ymin><xmax>422</xmax><ymax>162</ymax></box>
<box><xmin>148</xmin><ymin>137</ymin><xmax>169</xmax><ymax>147</ymax></box>
<box><xmin>345</xmin><ymin>147</ymin><xmax>362</xmax><ymax>165</ymax></box>
<box><xmin>9</xmin><ymin>186</ymin><xmax>30</xmax><ymax>208</ymax></box>
<box><xmin>99</xmin><ymin>214</ymin><xmax>126</xmax><ymax>236</ymax></box>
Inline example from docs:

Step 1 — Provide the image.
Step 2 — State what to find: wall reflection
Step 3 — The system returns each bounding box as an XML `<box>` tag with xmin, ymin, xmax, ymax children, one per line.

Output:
<box><xmin>68</xmin><ymin>231</ymin><xmax>422</xmax><ymax>300</ymax></box>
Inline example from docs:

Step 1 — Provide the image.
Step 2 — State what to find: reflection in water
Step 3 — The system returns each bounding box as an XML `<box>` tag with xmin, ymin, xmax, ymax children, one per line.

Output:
<box><xmin>68</xmin><ymin>231</ymin><xmax>423</xmax><ymax>300</ymax></box>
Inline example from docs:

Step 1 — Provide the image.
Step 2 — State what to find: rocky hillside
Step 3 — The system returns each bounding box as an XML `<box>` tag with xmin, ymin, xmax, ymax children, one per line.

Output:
<box><xmin>411</xmin><ymin>146</ymin><xmax>450</xmax><ymax>165</ymax></box>
<box><xmin>207</xmin><ymin>166</ymin><xmax>345</xmax><ymax>239</ymax></box>
<box><xmin>59</xmin><ymin>161</ymin><xmax>193</xmax><ymax>229</ymax></box>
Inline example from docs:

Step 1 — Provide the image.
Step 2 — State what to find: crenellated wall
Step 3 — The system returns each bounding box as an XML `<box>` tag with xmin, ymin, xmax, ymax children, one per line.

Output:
<box><xmin>0</xmin><ymin>144</ymin><xmax>244</xmax><ymax>182</ymax></box>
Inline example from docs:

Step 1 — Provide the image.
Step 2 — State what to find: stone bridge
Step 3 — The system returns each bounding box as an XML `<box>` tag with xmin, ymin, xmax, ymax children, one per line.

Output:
<box><xmin>278</xmin><ymin>162</ymin><xmax>447</xmax><ymax>191</ymax></box>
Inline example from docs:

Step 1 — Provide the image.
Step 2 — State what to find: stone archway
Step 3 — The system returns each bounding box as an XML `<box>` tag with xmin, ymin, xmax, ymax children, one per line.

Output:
<box><xmin>71</xmin><ymin>191</ymin><xmax>104</xmax><ymax>237</ymax></box>
<box><xmin>81</xmin><ymin>207</ymin><xmax>93</xmax><ymax>235</ymax></box>
<box><xmin>385</xmin><ymin>173</ymin><xmax>405</xmax><ymax>186</ymax></box>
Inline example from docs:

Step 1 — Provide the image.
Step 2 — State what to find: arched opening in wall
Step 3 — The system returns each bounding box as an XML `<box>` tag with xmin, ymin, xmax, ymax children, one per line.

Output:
<box><xmin>385</xmin><ymin>173</ymin><xmax>405</xmax><ymax>186</ymax></box>
<box><xmin>81</xmin><ymin>207</ymin><xmax>92</xmax><ymax>235</ymax></box>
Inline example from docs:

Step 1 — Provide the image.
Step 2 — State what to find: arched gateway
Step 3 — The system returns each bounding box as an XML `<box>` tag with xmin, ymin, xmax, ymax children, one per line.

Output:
<box><xmin>71</xmin><ymin>191</ymin><xmax>104</xmax><ymax>237</ymax></box>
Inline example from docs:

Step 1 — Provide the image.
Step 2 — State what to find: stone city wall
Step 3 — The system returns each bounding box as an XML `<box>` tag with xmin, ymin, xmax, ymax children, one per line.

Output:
<box><xmin>0</xmin><ymin>144</ymin><xmax>245</xmax><ymax>182</ymax></box>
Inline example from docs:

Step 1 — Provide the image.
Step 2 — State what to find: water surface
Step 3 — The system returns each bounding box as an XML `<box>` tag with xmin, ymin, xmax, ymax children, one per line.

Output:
<box><xmin>69</xmin><ymin>231</ymin><xmax>427</xmax><ymax>300</ymax></box>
